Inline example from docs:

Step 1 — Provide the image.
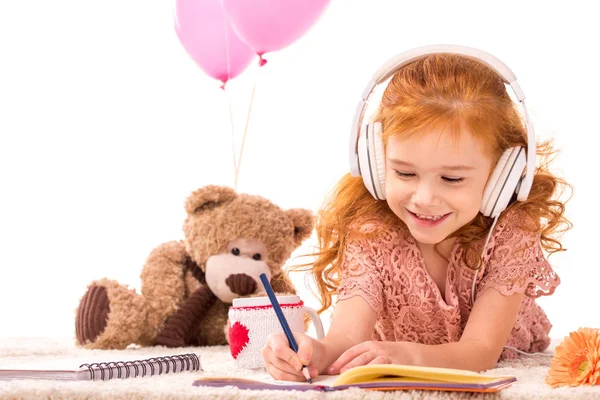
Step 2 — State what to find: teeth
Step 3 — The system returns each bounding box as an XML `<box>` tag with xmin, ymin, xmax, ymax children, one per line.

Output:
<box><xmin>415</xmin><ymin>213</ymin><xmax>444</xmax><ymax>220</ymax></box>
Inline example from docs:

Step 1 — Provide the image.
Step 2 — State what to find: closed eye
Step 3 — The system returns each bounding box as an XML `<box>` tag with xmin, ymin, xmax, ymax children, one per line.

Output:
<box><xmin>394</xmin><ymin>171</ymin><xmax>415</xmax><ymax>178</ymax></box>
<box><xmin>442</xmin><ymin>177</ymin><xmax>464</xmax><ymax>183</ymax></box>
<box><xmin>395</xmin><ymin>171</ymin><xmax>464</xmax><ymax>183</ymax></box>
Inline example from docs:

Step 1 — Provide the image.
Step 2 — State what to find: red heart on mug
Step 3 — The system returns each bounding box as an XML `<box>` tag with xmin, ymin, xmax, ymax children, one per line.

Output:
<box><xmin>229</xmin><ymin>321</ymin><xmax>250</xmax><ymax>359</ymax></box>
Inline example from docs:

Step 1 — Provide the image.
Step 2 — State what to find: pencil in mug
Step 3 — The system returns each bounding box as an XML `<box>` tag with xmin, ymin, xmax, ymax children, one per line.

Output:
<box><xmin>259</xmin><ymin>273</ymin><xmax>313</xmax><ymax>383</ymax></box>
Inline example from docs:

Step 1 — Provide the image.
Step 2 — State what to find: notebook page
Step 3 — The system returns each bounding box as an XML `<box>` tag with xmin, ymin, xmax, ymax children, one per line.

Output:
<box><xmin>194</xmin><ymin>372</ymin><xmax>341</xmax><ymax>391</ymax></box>
<box><xmin>252</xmin><ymin>372</ymin><xmax>340</xmax><ymax>387</ymax></box>
<box><xmin>333</xmin><ymin>364</ymin><xmax>515</xmax><ymax>386</ymax></box>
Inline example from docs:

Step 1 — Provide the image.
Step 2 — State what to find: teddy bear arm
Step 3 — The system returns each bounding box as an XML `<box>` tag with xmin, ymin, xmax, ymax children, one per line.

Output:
<box><xmin>139</xmin><ymin>240</ymin><xmax>189</xmax><ymax>337</ymax></box>
<box><xmin>155</xmin><ymin>286</ymin><xmax>217</xmax><ymax>347</ymax></box>
<box><xmin>193</xmin><ymin>300</ymin><xmax>230</xmax><ymax>346</ymax></box>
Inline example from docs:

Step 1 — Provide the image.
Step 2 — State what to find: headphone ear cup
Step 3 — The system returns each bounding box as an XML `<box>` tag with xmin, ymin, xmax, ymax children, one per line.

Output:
<box><xmin>481</xmin><ymin>151</ymin><xmax>510</xmax><ymax>216</ymax></box>
<box><xmin>370</xmin><ymin>122</ymin><xmax>386</xmax><ymax>200</ymax></box>
<box><xmin>480</xmin><ymin>147</ymin><xmax>526</xmax><ymax>217</ymax></box>
<box><xmin>357</xmin><ymin>124</ymin><xmax>378</xmax><ymax>199</ymax></box>
<box><xmin>357</xmin><ymin>123</ymin><xmax>386</xmax><ymax>200</ymax></box>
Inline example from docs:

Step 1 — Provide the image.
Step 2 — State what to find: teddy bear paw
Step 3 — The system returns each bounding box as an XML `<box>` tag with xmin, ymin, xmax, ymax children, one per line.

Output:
<box><xmin>75</xmin><ymin>284</ymin><xmax>110</xmax><ymax>346</ymax></box>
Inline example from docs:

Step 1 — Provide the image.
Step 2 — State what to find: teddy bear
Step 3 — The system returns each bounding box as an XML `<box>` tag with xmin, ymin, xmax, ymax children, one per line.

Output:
<box><xmin>74</xmin><ymin>185</ymin><xmax>314</xmax><ymax>349</ymax></box>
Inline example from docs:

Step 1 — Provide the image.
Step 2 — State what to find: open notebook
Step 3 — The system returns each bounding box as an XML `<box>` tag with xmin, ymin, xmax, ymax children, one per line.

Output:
<box><xmin>193</xmin><ymin>364</ymin><xmax>516</xmax><ymax>393</ymax></box>
<box><xmin>0</xmin><ymin>353</ymin><xmax>201</xmax><ymax>381</ymax></box>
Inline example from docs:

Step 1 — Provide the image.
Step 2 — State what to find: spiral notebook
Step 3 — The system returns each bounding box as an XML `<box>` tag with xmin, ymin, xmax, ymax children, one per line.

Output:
<box><xmin>0</xmin><ymin>353</ymin><xmax>201</xmax><ymax>381</ymax></box>
<box><xmin>194</xmin><ymin>364</ymin><xmax>516</xmax><ymax>393</ymax></box>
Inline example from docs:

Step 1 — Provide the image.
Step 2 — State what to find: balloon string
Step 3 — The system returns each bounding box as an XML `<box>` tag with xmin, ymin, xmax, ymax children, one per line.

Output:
<box><xmin>235</xmin><ymin>71</ymin><xmax>258</xmax><ymax>189</ymax></box>
<box><xmin>225</xmin><ymin>87</ymin><xmax>238</xmax><ymax>189</ymax></box>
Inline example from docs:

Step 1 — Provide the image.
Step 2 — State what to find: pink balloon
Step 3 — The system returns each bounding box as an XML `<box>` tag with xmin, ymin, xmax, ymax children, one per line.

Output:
<box><xmin>174</xmin><ymin>0</ymin><xmax>255</xmax><ymax>85</ymax></box>
<box><xmin>221</xmin><ymin>0</ymin><xmax>331</xmax><ymax>62</ymax></box>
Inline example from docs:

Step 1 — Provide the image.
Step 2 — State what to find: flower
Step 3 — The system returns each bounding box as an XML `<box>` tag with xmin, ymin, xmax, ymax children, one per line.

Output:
<box><xmin>546</xmin><ymin>327</ymin><xmax>600</xmax><ymax>388</ymax></box>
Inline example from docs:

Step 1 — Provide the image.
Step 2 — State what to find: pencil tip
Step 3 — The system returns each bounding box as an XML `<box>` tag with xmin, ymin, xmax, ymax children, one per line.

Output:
<box><xmin>302</xmin><ymin>366</ymin><xmax>312</xmax><ymax>383</ymax></box>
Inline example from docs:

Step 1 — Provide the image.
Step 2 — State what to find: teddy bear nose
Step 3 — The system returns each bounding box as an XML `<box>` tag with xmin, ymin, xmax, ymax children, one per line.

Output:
<box><xmin>225</xmin><ymin>273</ymin><xmax>257</xmax><ymax>296</ymax></box>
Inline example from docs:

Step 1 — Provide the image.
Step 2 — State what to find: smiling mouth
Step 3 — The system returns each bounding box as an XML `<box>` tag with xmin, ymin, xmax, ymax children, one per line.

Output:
<box><xmin>408</xmin><ymin>210</ymin><xmax>450</xmax><ymax>221</ymax></box>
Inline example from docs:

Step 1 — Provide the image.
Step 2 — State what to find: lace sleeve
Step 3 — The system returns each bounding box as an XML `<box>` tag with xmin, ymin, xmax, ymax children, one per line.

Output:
<box><xmin>337</xmin><ymin>224</ymin><xmax>386</xmax><ymax>314</ymax></box>
<box><xmin>478</xmin><ymin>209</ymin><xmax>560</xmax><ymax>299</ymax></box>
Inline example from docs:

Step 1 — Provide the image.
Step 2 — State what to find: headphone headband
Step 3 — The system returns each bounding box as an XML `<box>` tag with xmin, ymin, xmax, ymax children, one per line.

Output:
<box><xmin>349</xmin><ymin>44</ymin><xmax>535</xmax><ymax>201</ymax></box>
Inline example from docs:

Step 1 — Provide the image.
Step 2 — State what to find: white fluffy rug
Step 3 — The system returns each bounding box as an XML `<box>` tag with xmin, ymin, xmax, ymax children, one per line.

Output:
<box><xmin>0</xmin><ymin>337</ymin><xmax>598</xmax><ymax>399</ymax></box>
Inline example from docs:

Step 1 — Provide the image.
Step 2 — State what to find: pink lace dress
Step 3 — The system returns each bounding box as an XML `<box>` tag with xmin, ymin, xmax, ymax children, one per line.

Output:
<box><xmin>337</xmin><ymin>208</ymin><xmax>560</xmax><ymax>360</ymax></box>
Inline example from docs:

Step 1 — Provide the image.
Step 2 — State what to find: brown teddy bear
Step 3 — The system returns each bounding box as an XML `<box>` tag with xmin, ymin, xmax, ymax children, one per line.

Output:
<box><xmin>74</xmin><ymin>185</ymin><xmax>314</xmax><ymax>349</ymax></box>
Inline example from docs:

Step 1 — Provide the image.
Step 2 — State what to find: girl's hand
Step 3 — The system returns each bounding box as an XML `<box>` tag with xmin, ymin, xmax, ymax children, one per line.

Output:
<box><xmin>327</xmin><ymin>341</ymin><xmax>405</xmax><ymax>374</ymax></box>
<box><xmin>261</xmin><ymin>332</ymin><xmax>320</xmax><ymax>382</ymax></box>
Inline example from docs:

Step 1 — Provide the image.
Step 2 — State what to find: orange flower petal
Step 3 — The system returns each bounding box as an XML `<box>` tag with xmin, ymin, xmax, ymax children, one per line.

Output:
<box><xmin>547</xmin><ymin>328</ymin><xmax>600</xmax><ymax>388</ymax></box>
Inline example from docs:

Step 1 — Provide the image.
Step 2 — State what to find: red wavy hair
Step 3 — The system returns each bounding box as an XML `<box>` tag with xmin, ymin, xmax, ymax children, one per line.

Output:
<box><xmin>296</xmin><ymin>53</ymin><xmax>572</xmax><ymax>314</ymax></box>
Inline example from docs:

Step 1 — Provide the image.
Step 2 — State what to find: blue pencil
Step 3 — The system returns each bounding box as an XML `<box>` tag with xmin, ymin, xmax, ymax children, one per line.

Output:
<box><xmin>259</xmin><ymin>273</ymin><xmax>313</xmax><ymax>383</ymax></box>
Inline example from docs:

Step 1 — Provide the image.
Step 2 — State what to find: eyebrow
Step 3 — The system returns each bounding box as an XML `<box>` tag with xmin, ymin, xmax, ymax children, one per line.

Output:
<box><xmin>388</xmin><ymin>159</ymin><xmax>475</xmax><ymax>171</ymax></box>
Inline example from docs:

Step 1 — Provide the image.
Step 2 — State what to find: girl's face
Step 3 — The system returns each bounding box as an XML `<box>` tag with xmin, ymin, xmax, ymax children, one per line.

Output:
<box><xmin>385</xmin><ymin>127</ymin><xmax>494</xmax><ymax>245</ymax></box>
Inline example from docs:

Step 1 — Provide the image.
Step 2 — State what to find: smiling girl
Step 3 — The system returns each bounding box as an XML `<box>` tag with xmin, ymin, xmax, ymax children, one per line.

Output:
<box><xmin>261</xmin><ymin>46</ymin><xmax>571</xmax><ymax>381</ymax></box>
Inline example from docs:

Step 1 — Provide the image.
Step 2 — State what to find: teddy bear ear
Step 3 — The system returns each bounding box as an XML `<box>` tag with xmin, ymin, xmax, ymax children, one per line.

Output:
<box><xmin>286</xmin><ymin>208</ymin><xmax>315</xmax><ymax>246</ymax></box>
<box><xmin>185</xmin><ymin>185</ymin><xmax>237</xmax><ymax>215</ymax></box>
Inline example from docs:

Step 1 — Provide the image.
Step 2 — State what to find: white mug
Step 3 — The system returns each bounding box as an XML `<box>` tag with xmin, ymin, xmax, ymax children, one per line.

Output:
<box><xmin>228</xmin><ymin>295</ymin><xmax>325</xmax><ymax>369</ymax></box>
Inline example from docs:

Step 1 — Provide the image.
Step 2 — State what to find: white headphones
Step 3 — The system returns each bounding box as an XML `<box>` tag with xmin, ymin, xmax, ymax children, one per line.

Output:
<box><xmin>349</xmin><ymin>44</ymin><xmax>536</xmax><ymax>218</ymax></box>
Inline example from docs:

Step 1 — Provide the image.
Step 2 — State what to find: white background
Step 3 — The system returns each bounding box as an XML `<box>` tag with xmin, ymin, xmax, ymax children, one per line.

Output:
<box><xmin>0</xmin><ymin>0</ymin><xmax>597</xmax><ymax>340</ymax></box>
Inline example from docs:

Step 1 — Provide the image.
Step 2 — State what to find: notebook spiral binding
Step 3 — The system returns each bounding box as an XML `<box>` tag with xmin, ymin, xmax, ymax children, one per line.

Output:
<box><xmin>79</xmin><ymin>353</ymin><xmax>201</xmax><ymax>380</ymax></box>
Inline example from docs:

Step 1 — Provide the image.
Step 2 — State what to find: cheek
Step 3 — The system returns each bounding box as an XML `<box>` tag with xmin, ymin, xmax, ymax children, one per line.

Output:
<box><xmin>448</xmin><ymin>185</ymin><xmax>485</xmax><ymax>212</ymax></box>
<box><xmin>384</xmin><ymin>178</ymin><xmax>410</xmax><ymax>201</ymax></box>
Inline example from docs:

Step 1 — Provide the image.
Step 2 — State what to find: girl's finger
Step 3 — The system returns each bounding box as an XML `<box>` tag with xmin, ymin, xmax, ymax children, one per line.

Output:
<box><xmin>339</xmin><ymin>351</ymin><xmax>376</xmax><ymax>373</ymax></box>
<box><xmin>328</xmin><ymin>342</ymin><xmax>369</xmax><ymax>374</ymax></box>
<box><xmin>267</xmin><ymin>334</ymin><xmax>304</xmax><ymax>372</ymax></box>
<box><xmin>295</xmin><ymin>334</ymin><xmax>314</xmax><ymax>366</ymax></box>
<box><xmin>261</xmin><ymin>346</ymin><xmax>304</xmax><ymax>376</ymax></box>
<box><xmin>368</xmin><ymin>356</ymin><xmax>391</xmax><ymax>365</ymax></box>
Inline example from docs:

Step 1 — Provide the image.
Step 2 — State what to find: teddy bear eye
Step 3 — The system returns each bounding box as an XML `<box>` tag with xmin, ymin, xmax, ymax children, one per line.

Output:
<box><xmin>252</xmin><ymin>253</ymin><xmax>262</xmax><ymax>261</ymax></box>
<box><xmin>231</xmin><ymin>248</ymin><xmax>240</xmax><ymax>256</ymax></box>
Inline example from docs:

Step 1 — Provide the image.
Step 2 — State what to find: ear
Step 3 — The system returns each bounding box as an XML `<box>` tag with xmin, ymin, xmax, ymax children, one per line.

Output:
<box><xmin>286</xmin><ymin>208</ymin><xmax>315</xmax><ymax>246</ymax></box>
<box><xmin>185</xmin><ymin>185</ymin><xmax>237</xmax><ymax>215</ymax></box>
<box><xmin>270</xmin><ymin>271</ymin><xmax>296</xmax><ymax>295</ymax></box>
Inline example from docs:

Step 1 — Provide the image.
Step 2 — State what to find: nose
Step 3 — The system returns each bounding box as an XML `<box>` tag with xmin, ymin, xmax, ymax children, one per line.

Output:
<box><xmin>412</xmin><ymin>180</ymin><xmax>439</xmax><ymax>208</ymax></box>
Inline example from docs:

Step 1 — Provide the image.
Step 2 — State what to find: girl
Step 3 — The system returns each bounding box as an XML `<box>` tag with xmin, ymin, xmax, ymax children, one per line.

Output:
<box><xmin>261</xmin><ymin>47</ymin><xmax>571</xmax><ymax>381</ymax></box>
